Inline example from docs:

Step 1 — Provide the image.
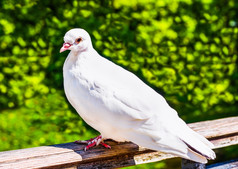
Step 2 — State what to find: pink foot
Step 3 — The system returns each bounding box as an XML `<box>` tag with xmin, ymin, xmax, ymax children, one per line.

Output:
<box><xmin>74</xmin><ymin>135</ymin><xmax>111</xmax><ymax>151</ymax></box>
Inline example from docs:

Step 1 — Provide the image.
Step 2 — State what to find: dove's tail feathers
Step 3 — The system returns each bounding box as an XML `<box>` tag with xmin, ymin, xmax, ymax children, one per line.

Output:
<box><xmin>192</xmin><ymin>130</ymin><xmax>215</xmax><ymax>149</ymax></box>
<box><xmin>178</xmin><ymin>128</ymin><xmax>216</xmax><ymax>162</ymax></box>
<box><xmin>167</xmin><ymin>133</ymin><xmax>215</xmax><ymax>164</ymax></box>
<box><xmin>135</xmin><ymin>121</ymin><xmax>215</xmax><ymax>163</ymax></box>
<box><xmin>125</xmin><ymin>112</ymin><xmax>216</xmax><ymax>164</ymax></box>
<box><xmin>127</xmin><ymin>127</ymin><xmax>215</xmax><ymax>164</ymax></box>
<box><xmin>165</xmin><ymin>129</ymin><xmax>216</xmax><ymax>164</ymax></box>
<box><xmin>175</xmin><ymin>119</ymin><xmax>216</xmax><ymax>162</ymax></box>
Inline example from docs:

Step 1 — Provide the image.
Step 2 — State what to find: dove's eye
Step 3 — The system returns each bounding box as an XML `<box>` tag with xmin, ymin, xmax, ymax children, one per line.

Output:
<box><xmin>75</xmin><ymin>38</ymin><xmax>82</xmax><ymax>44</ymax></box>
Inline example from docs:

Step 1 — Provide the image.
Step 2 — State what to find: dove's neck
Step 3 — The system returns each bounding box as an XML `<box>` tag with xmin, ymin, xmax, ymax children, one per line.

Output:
<box><xmin>63</xmin><ymin>48</ymin><xmax>98</xmax><ymax>71</ymax></box>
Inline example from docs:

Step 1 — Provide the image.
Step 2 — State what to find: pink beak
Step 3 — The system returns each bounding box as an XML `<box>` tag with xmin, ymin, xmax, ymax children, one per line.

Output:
<box><xmin>60</xmin><ymin>43</ymin><xmax>72</xmax><ymax>53</ymax></box>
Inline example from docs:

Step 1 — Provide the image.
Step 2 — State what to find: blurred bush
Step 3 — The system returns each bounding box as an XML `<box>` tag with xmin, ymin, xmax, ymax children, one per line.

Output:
<box><xmin>0</xmin><ymin>0</ymin><xmax>237</xmax><ymax>168</ymax></box>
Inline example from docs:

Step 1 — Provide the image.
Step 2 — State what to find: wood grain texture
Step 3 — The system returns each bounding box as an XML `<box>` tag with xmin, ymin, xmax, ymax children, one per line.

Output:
<box><xmin>188</xmin><ymin>116</ymin><xmax>238</xmax><ymax>138</ymax></box>
<box><xmin>0</xmin><ymin>116</ymin><xmax>237</xmax><ymax>169</ymax></box>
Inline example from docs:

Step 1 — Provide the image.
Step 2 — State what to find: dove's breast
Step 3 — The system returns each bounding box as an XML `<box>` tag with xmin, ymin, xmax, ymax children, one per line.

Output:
<box><xmin>63</xmin><ymin>67</ymin><xmax>100</xmax><ymax>123</ymax></box>
<box><xmin>63</xmin><ymin>62</ymin><xmax>129</xmax><ymax>141</ymax></box>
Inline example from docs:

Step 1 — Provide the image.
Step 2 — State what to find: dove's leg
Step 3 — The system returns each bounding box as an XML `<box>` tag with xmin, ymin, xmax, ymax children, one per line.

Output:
<box><xmin>74</xmin><ymin>135</ymin><xmax>111</xmax><ymax>151</ymax></box>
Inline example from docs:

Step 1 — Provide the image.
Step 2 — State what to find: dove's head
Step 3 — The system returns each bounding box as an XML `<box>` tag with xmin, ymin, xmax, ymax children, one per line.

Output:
<box><xmin>60</xmin><ymin>28</ymin><xmax>93</xmax><ymax>53</ymax></box>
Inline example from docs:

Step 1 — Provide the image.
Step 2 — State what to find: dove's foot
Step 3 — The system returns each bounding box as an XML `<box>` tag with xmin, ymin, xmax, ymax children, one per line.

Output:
<box><xmin>74</xmin><ymin>135</ymin><xmax>111</xmax><ymax>151</ymax></box>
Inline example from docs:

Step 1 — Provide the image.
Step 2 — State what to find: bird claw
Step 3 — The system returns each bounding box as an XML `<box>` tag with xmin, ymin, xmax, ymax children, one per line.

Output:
<box><xmin>100</xmin><ymin>142</ymin><xmax>111</xmax><ymax>149</ymax></box>
<box><xmin>74</xmin><ymin>135</ymin><xmax>111</xmax><ymax>151</ymax></box>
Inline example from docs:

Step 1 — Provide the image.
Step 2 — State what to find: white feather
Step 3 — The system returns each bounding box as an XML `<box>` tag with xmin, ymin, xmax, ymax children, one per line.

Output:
<box><xmin>62</xmin><ymin>28</ymin><xmax>216</xmax><ymax>163</ymax></box>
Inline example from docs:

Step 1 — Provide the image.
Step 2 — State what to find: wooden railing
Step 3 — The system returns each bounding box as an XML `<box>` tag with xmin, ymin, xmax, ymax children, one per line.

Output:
<box><xmin>0</xmin><ymin>116</ymin><xmax>237</xmax><ymax>169</ymax></box>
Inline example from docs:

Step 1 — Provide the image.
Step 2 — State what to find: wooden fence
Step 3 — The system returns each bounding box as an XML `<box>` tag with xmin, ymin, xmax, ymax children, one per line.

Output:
<box><xmin>0</xmin><ymin>116</ymin><xmax>237</xmax><ymax>169</ymax></box>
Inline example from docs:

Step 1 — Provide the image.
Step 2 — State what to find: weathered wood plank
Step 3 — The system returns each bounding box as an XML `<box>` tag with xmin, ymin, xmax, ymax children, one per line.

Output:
<box><xmin>0</xmin><ymin>116</ymin><xmax>237</xmax><ymax>169</ymax></box>
<box><xmin>210</xmin><ymin>134</ymin><xmax>238</xmax><ymax>148</ymax></box>
<box><xmin>188</xmin><ymin>116</ymin><xmax>238</xmax><ymax>138</ymax></box>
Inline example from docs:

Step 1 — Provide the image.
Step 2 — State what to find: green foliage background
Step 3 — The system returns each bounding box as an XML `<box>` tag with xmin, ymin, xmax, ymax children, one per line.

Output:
<box><xmin>0</xmin><ymin>0</ymin><xmax>237</xmax><ymax>168</ymax></box>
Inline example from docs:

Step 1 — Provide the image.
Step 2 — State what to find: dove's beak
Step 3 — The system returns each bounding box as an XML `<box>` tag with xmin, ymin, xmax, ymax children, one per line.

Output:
<box><xmin>60</xmin><ymin>43</ymin><xmax>72</xmax><ymax>53</ymax></box>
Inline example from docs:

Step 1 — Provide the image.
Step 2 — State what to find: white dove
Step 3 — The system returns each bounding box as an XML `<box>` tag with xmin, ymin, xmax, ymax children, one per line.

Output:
<box><xmin>60</xmin><ymin>28</ymin><xmax>216</xmax><ymax>163</ymax></box>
